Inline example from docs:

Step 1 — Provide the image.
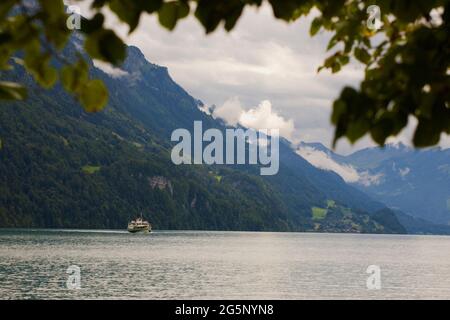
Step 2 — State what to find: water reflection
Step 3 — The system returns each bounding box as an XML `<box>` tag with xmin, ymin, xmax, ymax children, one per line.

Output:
<box><xmin>1</xmin><ymin>229</ymin><xmax>450</xmax><ymax>299</ymax></box>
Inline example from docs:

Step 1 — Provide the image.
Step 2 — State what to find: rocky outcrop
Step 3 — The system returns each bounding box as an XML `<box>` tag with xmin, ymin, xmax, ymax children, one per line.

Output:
<box><xmin>148</xmin><ymin>176</ymin><xmax>173</xmax><ymax>195</ymax></box>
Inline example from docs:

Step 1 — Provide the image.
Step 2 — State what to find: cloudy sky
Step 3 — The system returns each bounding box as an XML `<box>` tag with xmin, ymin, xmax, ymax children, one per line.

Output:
<box><xmin>70</xmin><ymin>2</ymin><xmax>449</xmax><ymax>154</ymax></box>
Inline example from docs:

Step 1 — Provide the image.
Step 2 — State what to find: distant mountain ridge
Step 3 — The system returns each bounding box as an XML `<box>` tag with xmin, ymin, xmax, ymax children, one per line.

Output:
<box><xmin>299</xmin><ymin>141</ymin><xmax>450</xmax><ymax>229</ymax></box>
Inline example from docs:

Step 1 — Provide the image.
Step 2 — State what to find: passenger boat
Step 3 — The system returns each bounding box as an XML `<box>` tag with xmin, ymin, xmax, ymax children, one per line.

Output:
<box><xmin>127</xmin><ymin>215</ymin><xmax>151</xmax><ymax>233</ymax></box>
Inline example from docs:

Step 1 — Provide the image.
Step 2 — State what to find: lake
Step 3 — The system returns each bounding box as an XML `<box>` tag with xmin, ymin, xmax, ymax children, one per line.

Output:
<box><xmin>1</xmin><ymin>229</ymin><xmax>450</xmax><ymax>299</ymax></box>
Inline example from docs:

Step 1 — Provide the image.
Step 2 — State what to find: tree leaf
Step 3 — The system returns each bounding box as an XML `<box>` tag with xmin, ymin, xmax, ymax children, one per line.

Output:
<box><xmin>85</xmin><ymin>29</ymin><xmax>126</xmax><ymax>65</ymax></box>
<box><xmin>0</xmin><ymin>81</ymin><xmax>27</xmax><ymax>100</ymax></box>
<box><xmin>61</xmin><ymin>60</ymin><xmax>89</xmax><ymax>93</ymax></box>
<box><xmin>354</xmin><ymin>47</ymin><xmax>371</xmax><ymax>64</ymax></box>
<box><xmin>158</xmin><ymin>1</ymin><xmax>189</xmax><ymax>30</ymax></box>
<box><xmin>310</xmin><ymin>17</ymin><xmax>322</xmax><ymax>36</ymax></box>
<box><xmin>109</xmin><ymin>0</ymin><xmax>142</xmax><ymax>32</ymax></box>
<box><xmin>80</xmin><ymin>80</ymin><xmax>108</xmax><ymax>112</ymax></box>
<box><xmin>413</xmin><ymin>118</ymin><xmax>440</xmax><ymax>147</ymax></box>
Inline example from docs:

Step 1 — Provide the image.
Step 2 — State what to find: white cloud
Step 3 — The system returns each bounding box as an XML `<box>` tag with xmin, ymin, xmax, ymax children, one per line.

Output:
<box><xmin>212</xmin><ymin>97</ymin><xmax>243</xmax><ymax>126</ymax></box>
<box><xmin>239</xmin><ymin>100</ymin><xmax>295</xmax><ymax>139</ymax></box>
<box><xmin>197</xmin><ymin>102</ymin><xmax>212</xmax><ymax>115</ymax></box>
<box><xmin>69</xmin><ymin>1</ymin><xmax>450</xmax><ymax>153</ymax></box>
<box><xmin>399</xmin><ymin>167</ymin><xmax>411</xmax><ymax>177</ymax></box>
<box><xmin>212</xmin><ymin>98</ymin><xmax>295</xmax><ymax>140</ymax></box>
<box><xmin>358</xmin><ymin>171</ymin><xmax>384</xmax><ymax>187</ymax></box>
<box><xmin>392</xmin><ymin>162</ymin><xmax>411</xmax><ymax>179</ymax></box>
<box><xmin>93</xmin><ymin>59</ymin><xmax>129</xmax><ymax>78</ymax></box>
<box><xmin>297</xmin><ymin>146</ymin><xmax>360</xmax><ymax>182</ymax></box>
<box><xmin>296</xmin><ymin>146</ymin><xmax>383</xmax><ymax>186</ymax></box>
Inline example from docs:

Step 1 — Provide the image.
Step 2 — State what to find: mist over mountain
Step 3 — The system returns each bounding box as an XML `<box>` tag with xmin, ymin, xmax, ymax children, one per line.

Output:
<box><xmin>298</xmin><ymin>141</ymin><xmax>450</xmax><ymax>227</ymax></box>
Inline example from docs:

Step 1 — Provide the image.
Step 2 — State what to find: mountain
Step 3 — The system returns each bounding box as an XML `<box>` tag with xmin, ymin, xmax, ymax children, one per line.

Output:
<box><xmin>299</xmin><ymin>141</ymin><xmax>450</xmax><ymax>228</ymax></box>
<box><xmin>0</xmin><ymin>36</ymin><xmax>406</xmax><ymax>234</ymax></box>
<box><xmin>297</xmin><ymin>141</ymin><xmax>347</xmax><ymax>163</ymax></box>
<box><xmin>344</xmin><ymin>143</ymin><xmax>450</xmax><ymax>225</ymax></box>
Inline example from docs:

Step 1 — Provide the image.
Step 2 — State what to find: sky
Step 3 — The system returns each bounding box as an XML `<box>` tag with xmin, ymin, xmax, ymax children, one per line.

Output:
<box><xmin>69</xmin><ymin>1</ymin><xmax>450</xmax><ymax>155</ymax></box>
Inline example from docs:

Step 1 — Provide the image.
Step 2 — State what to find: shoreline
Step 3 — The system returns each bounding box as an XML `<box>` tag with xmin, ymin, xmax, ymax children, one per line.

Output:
<box><xmin>1</xmin><ymin>227</ymin><xmax>449</xmax><ymax>238</ymax></box>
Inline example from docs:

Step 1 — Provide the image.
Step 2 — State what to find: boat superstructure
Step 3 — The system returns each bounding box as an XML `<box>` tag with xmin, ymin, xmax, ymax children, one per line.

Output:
<box><xmin>127</xmin><ymin>216</ymin><xmax>152</xmax><ymax>233</ymax></box>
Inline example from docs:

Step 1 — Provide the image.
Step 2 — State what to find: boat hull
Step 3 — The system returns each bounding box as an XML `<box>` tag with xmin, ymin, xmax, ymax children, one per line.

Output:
<box><xmin>127</xmin><ymin>227</ymin><xmax>151</xmax><ymax>234</ymax></box>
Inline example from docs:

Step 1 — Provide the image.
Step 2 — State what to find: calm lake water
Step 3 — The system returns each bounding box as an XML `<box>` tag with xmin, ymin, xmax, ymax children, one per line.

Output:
<box><xmin>1</xmin><ymin>229</ymin><xmax>450</xmax><ymax>299</ymax></box>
